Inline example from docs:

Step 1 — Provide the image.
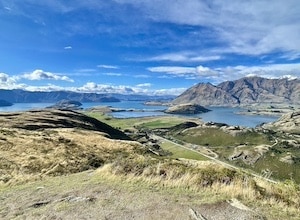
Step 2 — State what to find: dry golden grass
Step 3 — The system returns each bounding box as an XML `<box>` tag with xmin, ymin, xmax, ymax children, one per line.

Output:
<box><xmin>0</xmin><ymin>109</ymin><xmax>299</xmax><ymax>219</ymax></box>
<box><xmin>0</xmin><ymin>127</ymin><xmax>143</xmax><ymax>185</ymax></box>
<box><xmin>94</xmin><ymin>161</ymin><xmax>300</xmax><ymax>219</ymax></box>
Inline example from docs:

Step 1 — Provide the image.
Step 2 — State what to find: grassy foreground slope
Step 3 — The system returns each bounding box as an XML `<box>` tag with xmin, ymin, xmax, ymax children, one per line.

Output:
<box><xmin>0</xmin><ymin>109</ymin><xmax>299</xmax><ymax>219</ymax></box>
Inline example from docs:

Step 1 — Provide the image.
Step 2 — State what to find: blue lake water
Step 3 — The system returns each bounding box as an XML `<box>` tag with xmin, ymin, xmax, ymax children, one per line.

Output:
<box><xmin>0</xmin><ymin>101</ymin><xmax>279</xmax><ymax>128</ymax></box>
<box><xmin>197</xmin><ymin>107</ymin><xmax>278</xmax><ymax>128</ymax></box>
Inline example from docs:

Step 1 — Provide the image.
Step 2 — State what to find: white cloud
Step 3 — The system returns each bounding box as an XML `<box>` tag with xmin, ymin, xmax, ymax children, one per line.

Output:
<box><xmin>136</xmin><ymin>83</ymin><xmax>152</xmax><ymax>88</ymax></box>
<box><xmin>147</xmin><ymin>52</ymin><xmax>222</xmax><ymax>62</ymax></box>
<box><xmin>22</xmin><ymin>69</ymin><xmax>74</xmax><ymax>82</ymax></box>
<box><xmin>76</xmin><ymin>82</ymin><xmax>184</xmax><ymax>96</ymax></box>
<box><xmin>148</xmin><ymin>66</ymin><xmax>195</xmax><ymax>75</ymax></box>
<box><xmin>148</xmin><ymin>65</ymin><xmax>218</xmax><ymax>79</ymax></box>
<box><xmin>64</xmin><ymin>46</ymin><xmax>72</xmax><ymax>50</ymax></box>
<box><xmin>0</xmin><ymin>73</ymin><xmax>10</xmax><ymax>83</ymax></box>
<box><xmin>134</xmin><ymin>74</ymin><xmax>151</xmax><ymax>78</ymax></box>
<box><xmin>97</xmin><ymin>65</ymin><xmax>119</xmax><ymax>69</ymax></box>
<box><xmin>152</xmin><ymin>87</ymin><xmax>187</xmax><ymax>96</ymax></box>
<box><xmin>24</xmin><ymin>84</ymin><xmax>66</xmax><ymax>92</ymax></box>
<box><xmin>148</xmin><ymin>63</ymin><xmax>300</xmax><ymax>84</ymax></box>
<box><xmin>214</xmin><ymin>63</ymin><xmax>300</xmax><ymax>83</ymax></box>
<box><xmin>0</xmin><ymin>72</ymin><xmax>19</xmax><ymax>89</ymax></box>
<box><xmin>8</xmin><ymin>1</ymin><xmax>300</xmax><ymax>60</ymax></box>
<box><xmin>103</xmin><ymin>72</ymin><xmax>123</xmax><ymax>76</ymax></box>
<box><xmin>116</xmin><ymin>0</ymin><xmax>300</xmax><ymax>58</ymax></box>
<box><xmin>77</xmin><ymin>82</ymin><xmax>135</xmax><ymax>94</ymax></box>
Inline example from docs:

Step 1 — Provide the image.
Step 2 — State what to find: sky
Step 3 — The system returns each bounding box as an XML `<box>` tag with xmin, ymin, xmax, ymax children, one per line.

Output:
<box><xmin>0</xmin><ymin>0</ymin><xmax>300</xmax><ymax>96</ymax></box>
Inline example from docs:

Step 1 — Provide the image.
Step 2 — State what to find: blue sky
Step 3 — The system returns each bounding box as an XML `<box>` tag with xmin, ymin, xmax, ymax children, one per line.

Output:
<box><xmin>1</xmin><ymin>0</ymin><xmax>300</xmax><ymax>96</ymax></box>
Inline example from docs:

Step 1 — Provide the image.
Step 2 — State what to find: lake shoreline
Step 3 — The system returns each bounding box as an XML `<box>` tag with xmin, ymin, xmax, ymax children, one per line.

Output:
<box><xmin>0</xmin><ymin>101</ymin><xmax>281</xmax><ymax>128</ymax></box>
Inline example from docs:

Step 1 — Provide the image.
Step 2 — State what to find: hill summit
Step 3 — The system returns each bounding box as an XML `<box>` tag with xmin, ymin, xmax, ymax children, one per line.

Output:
<box><xmin>172</xmin><ymin>76</ymin><xmax>300</xmax><ymax>106</ymax></box>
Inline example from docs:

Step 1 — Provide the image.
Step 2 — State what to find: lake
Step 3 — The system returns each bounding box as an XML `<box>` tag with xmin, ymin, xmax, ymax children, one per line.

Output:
<box><xmin>0</xmin><ymin>101</ymin><xmax>279</xmax><ymax>128</ymax></box>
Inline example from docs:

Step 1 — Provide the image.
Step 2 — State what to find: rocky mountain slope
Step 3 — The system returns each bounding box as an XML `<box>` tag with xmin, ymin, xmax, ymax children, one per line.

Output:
<box><xmin>172</xmin><ymin>76</ymin><xmax>300</xmax><ymax>106</ymax></box>
<box><xmin>262</xmin><ymin>111</ymin><xmax>300</xmax><ymax>134</ymax></box>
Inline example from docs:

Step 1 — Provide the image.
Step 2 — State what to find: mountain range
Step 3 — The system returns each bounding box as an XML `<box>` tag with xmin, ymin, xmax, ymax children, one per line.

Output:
<box><xmin>172</xmin><ymin>76</ymin><xmax>300</xmax><ymax>106</ymax></box>
<box><xmin>0</xmin><ymin>89</ymin><xmax>174</xmax><ymax>103</ymax></box>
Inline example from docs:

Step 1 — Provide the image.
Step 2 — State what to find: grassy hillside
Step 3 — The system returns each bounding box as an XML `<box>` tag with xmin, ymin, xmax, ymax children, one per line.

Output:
<box><xmin>0</xmin><ymin>109</ymin><xmax>299</xmax><ymax>219</ymax></box>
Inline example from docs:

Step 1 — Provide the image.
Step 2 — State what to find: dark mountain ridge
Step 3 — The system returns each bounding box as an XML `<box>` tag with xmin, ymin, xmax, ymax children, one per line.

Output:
<box><xmin>0</xmin><ymin>89</ymin><xmax>174</xmax><ymax>103</ymax></box>
<box><xmin>172</xmin><ymin>76</ymin><xmax>300</xmax><ymax>106</ymax></box>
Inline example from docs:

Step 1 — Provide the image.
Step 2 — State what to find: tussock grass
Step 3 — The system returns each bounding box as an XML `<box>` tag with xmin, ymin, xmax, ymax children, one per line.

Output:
<box><xmin>1</xmin><ymin>110</ymin><xmax>299</xmax><ymax>219</ymax></box>
<box><xmin>0</xmin><ymin>127</ymin><xmax>143</xmax><ymax>185</ymax></box>
<box><xmin>94</xmin><ymin>158</ymin><xmax>300</xmax><ymax>219</ymax></box>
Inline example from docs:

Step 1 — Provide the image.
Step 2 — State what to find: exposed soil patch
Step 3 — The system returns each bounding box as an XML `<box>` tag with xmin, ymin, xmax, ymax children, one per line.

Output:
<box><xmin>0</xmin><ymin>171</ymin><xmax>264</xmax><ymax>220</ymax></box>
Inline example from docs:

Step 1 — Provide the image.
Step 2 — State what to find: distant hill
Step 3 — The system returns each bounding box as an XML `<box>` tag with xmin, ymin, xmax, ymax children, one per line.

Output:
<box><xmin>0</xmin><ymin>99</ymin><xmax>13</xmax><ymax>107</ymax></box>
<box><xmin>172</xmin><ymin>76</ymin><xmax>300</xmax><ymax>106</ymax></box>
<box><xmin>0</xmin><ymin>89</ymin><xmax>175</xmax><ymax>103</ymax></box>
<box><xmin>0</xmin><ymin>109</ymin><xmax>130</xmax><ymax>140</ymax></box>
<box><xmin>165</xmin><ymin>103</ymin><xmax>211</xmax><ymax>114</ymax></box>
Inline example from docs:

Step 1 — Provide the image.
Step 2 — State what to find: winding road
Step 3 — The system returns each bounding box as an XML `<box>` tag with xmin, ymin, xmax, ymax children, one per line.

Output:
<box><xmin>151</xmin><ymin>134</ymin><xmax>278</xmax><ymax>184</ymax></box>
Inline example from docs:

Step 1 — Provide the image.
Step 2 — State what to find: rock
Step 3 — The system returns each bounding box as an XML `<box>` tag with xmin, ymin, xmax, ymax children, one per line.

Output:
<box><xmin>280</xmin><ymin>154</ymin><xmax>295</xmax><ymax>164</ymax></box>
<box><xmin>262</xmin><ymin>110</ymin><xmax>300</xmax><ymax>134</ymax></box>
<box><xmin>165</xmin><ymin>103</ymin><xmax>211</xmax><ymax>114</ymax></box>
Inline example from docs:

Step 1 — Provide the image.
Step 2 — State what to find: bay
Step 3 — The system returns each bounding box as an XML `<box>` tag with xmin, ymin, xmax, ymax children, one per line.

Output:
<box><xmin>197</xmin><ymin>107</ymin><xmax>279</xmax><ymax>128</ymax></box>
<box><xmin>0</xmin><ymin>101</ymin><xmax>279</xmax><ymax>128</ymax></box>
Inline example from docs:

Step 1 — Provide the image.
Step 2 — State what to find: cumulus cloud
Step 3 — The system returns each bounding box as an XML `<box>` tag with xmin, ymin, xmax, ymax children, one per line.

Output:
<box><xmin>0</xmin><ymin>72</ymin><xmax>20</xmax><ymax>89</ymax></box>
<box><xmin>148</xmin><ymin>63</ymin><xmax>300</xmax><ymax>84</ymax></box>
<box><xmin>152</xmin><ymin>87</ymin><xmax>187</xmax><ymax>96</ymax></box>
<box><xmin>148</xmin><ymin>65</ymin><xmax>219</xmax><ymax>79</ymax></box>
<box><xmin>76</xmin><ymin>82</ymin><xmax>184</xmax><ymax>96</ymax></box>
<box><xmin>22</xmin><ymin>69</ymin><xmax>74</xmax><ymax>82</ymax></box>
<box><xmin>0</xmin><ymin>73</ymin><xmax>10</xmax><ymax>83</ymax></box>
<box><xmin>212</xmin><ymin>63</ymin><xmax>300</xmax><ymax>83</ymax></box>
<box><xmin>77</xmin><ymin>82</ymin><xmax>135</xmax><ymax>94</ymax></box>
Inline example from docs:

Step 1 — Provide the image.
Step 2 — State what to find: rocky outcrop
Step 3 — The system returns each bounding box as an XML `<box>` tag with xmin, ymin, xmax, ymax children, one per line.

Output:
<box><xmin>262</xmin><ymin>111</ymin><xmax>300</xmax><ymax>134</ymax></box>
<box><xmin>165</xmin><ymin>103</ymin><xmax>211</xmax><ymax>114</ymax></box>
<box><xmin>172</xmin><ymin>76</ymin><xmax>300</xmax><ymax>106</ymax></box>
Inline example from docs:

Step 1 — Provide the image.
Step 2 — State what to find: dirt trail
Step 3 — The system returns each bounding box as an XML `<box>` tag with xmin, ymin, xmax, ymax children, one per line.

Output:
<box><xmin>0</xmin><ymin>171</ymin><xmax>263</xmax><ymax>220</ymax></box>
